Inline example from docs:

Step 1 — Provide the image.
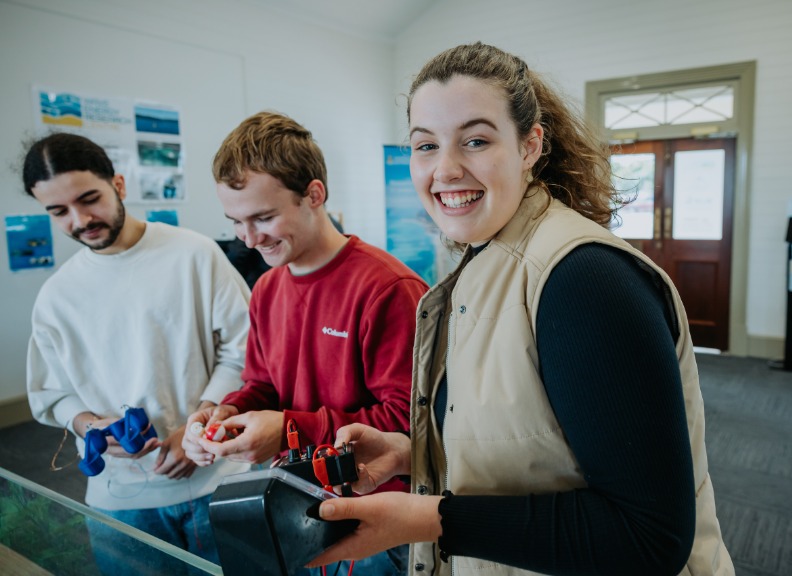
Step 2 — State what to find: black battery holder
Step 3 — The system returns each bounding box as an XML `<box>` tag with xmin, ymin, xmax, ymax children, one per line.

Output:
<box><xmin>274</xmin><ymin>444</ymin><xmax>358</xmax><ymax>492</ymax></box>
<box><xmin>209</xmin><ymin>468</ymin><xmax>359</xmax><ymax>576</ymax></box>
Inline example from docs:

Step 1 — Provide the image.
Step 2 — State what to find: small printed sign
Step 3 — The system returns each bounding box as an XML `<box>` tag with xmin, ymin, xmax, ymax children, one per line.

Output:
<box><xmin>5</xmin><ymin>214</ymin><xmax>54</xmax><ymax>271</ymax></box>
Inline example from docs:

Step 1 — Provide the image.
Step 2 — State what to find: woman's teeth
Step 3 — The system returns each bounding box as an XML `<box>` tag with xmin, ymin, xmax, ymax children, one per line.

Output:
<box><xmin>439</xmin><ymin>191</ymin><xmax>484</xmax><ymax>208</ymax></box>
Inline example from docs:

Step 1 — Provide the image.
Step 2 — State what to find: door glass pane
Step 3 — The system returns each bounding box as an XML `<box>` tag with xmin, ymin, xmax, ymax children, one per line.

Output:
<box><xmin>610</xmin><ymin>153</ymin><xmax>655</xmax><ymax>239</ymax></box>
<box><xmin>605</xmin><ymin>93</ymin><xmax>664</xmax><ymax>129</ymax></box>
<box><xmin>667</xmin><ymin>86</ymin><xmax>734</xmax><ymax>125</ymax></box>
<box><xmin>673</xmin><ymin>149</ymin><xmax>725</xmax><ymax>240</ymax></box>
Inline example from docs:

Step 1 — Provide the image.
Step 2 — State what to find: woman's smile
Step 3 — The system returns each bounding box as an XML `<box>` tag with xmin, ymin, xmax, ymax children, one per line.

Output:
<box><xmin>436</xmin><ymin>190</ymin><xmax>485</xmax><ymax>208</ymax></box>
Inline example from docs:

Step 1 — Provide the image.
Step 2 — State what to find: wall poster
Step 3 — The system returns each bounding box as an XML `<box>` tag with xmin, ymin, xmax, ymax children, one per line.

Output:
<box><xmin>32</xmin><ymin>86</ymin><xmax>185</xmax><ymax>204</ymax></box>
<box><xmin>146</xmin><ymin>209</ymin><xmax>179</xmax><ymax>227</ymax></box>
<box><xmin>5</xmin><ymin>214</ymin><xmax>54</xmax><ymax>272</ymax></box>
<box><xmin>383</xmin><ymin>145</ymin><xmax>456</xmax><ymax>286</ymax></box>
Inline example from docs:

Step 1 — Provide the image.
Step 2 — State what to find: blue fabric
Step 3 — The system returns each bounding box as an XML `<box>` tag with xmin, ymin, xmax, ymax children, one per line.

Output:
<box><xmin>86</xmin><ymin>494</ymin><xmax>218</xmax><ymax>576</ymax></box>
<box><xmin>295</xmin><ymin>544</ymin><xmax>408</xmax><ymax>576</ymax></box>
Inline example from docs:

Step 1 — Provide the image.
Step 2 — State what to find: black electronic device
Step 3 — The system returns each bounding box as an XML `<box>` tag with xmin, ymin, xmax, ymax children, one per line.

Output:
<box><xmin>209</xmin><ymin>468</ymin><xmax>359</xmax><ymax>576</ymax></box>
<box><xmin>272</xmin><ymin>418</ymin><xmax>359</xmax><ymax>496</ymax></box>
<box><xmin>274</xmin><ymin>449</ymin><xmax>358</xmax><ymax>494</ymax></box>
<box><xmin>773</xmin><ymin>217</ymin><xmax>792</xmax><ymax>370</ymax></box>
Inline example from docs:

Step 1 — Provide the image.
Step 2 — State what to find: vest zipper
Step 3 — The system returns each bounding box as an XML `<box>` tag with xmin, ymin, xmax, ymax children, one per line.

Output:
<box><xmin>443</xmin><ymin>308</ymin><xmax>454</xmax><ymax>576</ymax></box>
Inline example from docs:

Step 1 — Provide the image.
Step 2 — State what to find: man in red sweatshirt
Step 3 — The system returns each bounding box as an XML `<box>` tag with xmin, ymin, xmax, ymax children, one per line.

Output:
<box><xmin>183</xmin><ymin>111</ymin><xmax>428</xmax><ymax>575</ymax></box>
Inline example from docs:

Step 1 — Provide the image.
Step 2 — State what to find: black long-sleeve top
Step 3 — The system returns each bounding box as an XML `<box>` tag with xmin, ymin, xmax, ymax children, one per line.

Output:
<box><xmin>436</xmin><ymin>243</ymin><xmax>696</xmax><ymax>575</ymax></box>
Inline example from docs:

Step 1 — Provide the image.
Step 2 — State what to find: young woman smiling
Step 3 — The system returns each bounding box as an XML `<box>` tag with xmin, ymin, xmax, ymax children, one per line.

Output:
<box><xmin>309</xmin><ymin>42</ymin><xmax>734</xmax><ymax>576</ymax></box>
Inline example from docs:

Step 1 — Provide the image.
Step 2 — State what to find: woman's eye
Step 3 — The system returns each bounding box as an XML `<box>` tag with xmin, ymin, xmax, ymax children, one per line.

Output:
<box><xmin>414</xmin><ymin>143</ymin><xmax>437</xmax><ymax>152</ymax></box>
<box><xmin>465</xmin><ymin>138</ymin><xmax>487</xmax><ymax>148</ymax></box>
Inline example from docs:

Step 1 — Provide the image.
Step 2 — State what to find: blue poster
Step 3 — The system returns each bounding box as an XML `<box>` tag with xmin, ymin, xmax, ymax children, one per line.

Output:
<box><xmin>384</xmin><ymin>145</ymin><xmax>455</xmax><ymax>286</ymax></box>
<box><xmin>5</xmin><ymin>214</ymin><xmax>54</xmax><ymax>271</ymax></box>
<box><xmin>135</xmin><ymin>105</ymin><xmax>180</xmax><ymax>135</ymax></box>
<box><xmin>146</xmin><ymin>209</ymin><xmax>179</xmax><ymax>226</ymax></box>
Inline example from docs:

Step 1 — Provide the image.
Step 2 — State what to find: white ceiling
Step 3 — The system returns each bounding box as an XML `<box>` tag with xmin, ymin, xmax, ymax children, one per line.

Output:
<box><xmin>249</xmin><ymin>0</ymin><xmax>431</xmax><ymax>42</ymax></box>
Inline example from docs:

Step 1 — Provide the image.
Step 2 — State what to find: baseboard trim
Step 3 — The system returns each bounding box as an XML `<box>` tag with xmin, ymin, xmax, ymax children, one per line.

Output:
<box><xmin>0</xmin><ymin>396</ymin><xmax>33</xmax><ymax>429</ymax></box>
<box><xmin>746</xmin><ymin>335</ymin><xmax>784</xmax><ymax>360</ymax></box>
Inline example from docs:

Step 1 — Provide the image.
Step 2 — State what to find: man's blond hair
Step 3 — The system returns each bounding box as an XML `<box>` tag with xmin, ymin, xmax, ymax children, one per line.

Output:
<box><xmin>213</xmin><ymin>111</ymin><xmax>328</xmax><ymax>200</ymax></box>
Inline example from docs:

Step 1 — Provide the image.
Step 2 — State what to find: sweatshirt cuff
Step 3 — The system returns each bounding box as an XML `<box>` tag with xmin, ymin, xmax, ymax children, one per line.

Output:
<box><xmin>50</xmin><ymin>397</ymin><xmax>92</xmax><ymax>435</ymax></box>
<box><xmin>201</xmin><ymin>364</ymin><xmax>245</xmax><ymax>405</ymax></box>
<box><xmin>437</xmin><ymin>490</ymin><xmax>454</xmax><ymax>562</ymax></box>
<box><xmin>281</xmin><ymin>409</ymin><xmax>327</xmax><ymax>452</ymax></box>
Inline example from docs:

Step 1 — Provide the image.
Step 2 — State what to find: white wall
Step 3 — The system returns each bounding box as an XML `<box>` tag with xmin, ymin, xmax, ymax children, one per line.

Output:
<box><xmin>2</xmin><ymin>0</ymin><xmax>791</xmax><ymax>411</ymax></box>
<box><xmin>0</xmin><ymin>0</ymin><xmax>394</xmax><ymax>407</ymax></box>
<box><xmin>393</xmin><ymin>0</ymin><xmax>792</xmax><ymax>349</ymax></box>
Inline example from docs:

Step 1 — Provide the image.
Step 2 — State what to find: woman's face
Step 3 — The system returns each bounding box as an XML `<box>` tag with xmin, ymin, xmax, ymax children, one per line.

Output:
<box><xmin>409</xmin><ymin>75</ymin><xmax>542</xmax><ymax>245</ymax></box>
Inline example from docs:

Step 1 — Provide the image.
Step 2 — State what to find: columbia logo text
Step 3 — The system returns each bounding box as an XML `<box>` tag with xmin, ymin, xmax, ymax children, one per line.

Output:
<box><xmin>322</xmin><ymin>327</ymin><xmax>348</xmax><ymax>338</ymax></box>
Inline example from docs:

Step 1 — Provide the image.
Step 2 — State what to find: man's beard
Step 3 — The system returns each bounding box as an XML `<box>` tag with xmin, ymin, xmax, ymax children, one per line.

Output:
<box><xmin>71</xmin><ymin>194</ymin><xmax>126</xmax><ymax>251</ymax></box>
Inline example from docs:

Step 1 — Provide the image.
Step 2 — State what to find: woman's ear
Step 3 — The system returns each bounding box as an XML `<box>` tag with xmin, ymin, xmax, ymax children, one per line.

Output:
<box><xmin>522</xmin><ymin>123</ymin><xmax>544</xmax><ymax>170</ymax></box>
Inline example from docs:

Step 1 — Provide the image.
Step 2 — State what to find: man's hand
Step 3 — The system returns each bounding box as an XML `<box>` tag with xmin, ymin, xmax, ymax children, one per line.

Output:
<box><xmin>306</xmin><ymin>493</ymin><xmax>442</xmax><ymax>567</ymax></box>
<box><xmin>83</xmin><ymin>414</ymin><xmax>161</xmax><ymax>459</ymax></box>
<box><xmin>199</xmin><ymin>410</ymin><xmax>284</xmax><ymax>465</ymax></box>
<box><xmin>73</xmin><ymin>411</ymin><xmax>103</xmax><ymax>439</ymax></box>
<box><xmin>183</xmin><ymin>403</ymin><xmax>240</xmax><ymax>466</ymax></box>
<box><xmin>333</xmin><ymin>424</ymin><xmax>412</xmax><ymax>494</ymax></box>
<box><xmin>153</xmin><ymin>425</ymin><xmax>197</xmax><ymax>480</ymax></box>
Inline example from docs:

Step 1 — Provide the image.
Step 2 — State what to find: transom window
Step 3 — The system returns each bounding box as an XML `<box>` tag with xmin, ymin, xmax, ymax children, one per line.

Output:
<box><xmin>605</xmin><ymin>85</ymin><xmax>734</xmax><ymax>130</ymax></box>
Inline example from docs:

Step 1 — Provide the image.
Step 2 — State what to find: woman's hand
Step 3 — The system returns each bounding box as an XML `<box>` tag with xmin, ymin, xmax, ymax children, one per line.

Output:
<box><xmin>306</xmin><ymin>492</ymin><xmax>442</xmax><ymax>568</ymax></box>
<box><xmin>334</xmin><ymin>423</ymin><xmax>412</xmax><ymax>494</ymax></box>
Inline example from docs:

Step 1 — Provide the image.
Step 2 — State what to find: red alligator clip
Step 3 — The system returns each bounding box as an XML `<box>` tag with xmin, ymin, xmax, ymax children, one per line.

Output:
<box><xmin>286</xmin><ymin>419</ymin><xmax>301</xmax><ymax>451</ymax></box>
<box><xmin>312</xmin><ymin>444</ymin><xmax>339</xmax><ymax>492</ymax></box>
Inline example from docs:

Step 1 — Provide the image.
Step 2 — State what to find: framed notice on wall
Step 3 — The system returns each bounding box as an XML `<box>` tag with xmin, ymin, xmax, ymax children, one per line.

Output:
<box><xmin>32</xmin><ymin>85</ymin><xmax>185</xmax><ymax>204</ymax></box>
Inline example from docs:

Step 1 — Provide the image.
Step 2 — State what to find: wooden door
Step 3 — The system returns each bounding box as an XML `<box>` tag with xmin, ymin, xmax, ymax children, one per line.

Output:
<box><xmin>610</xmin><ymin>138</ymin><xmax>736</xmax><ymax>350</ymax></box>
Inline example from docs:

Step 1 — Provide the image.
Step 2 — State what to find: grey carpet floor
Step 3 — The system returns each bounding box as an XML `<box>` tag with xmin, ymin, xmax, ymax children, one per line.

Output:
<box><xmin>1</xmin><ymin>353</ymin><xmax>790</xmax><ymax>575</ymax></box>
<box><xmin>696</xmin><ymin>354</ymin><xmax>792</xmax><ymax>576</ymax></box>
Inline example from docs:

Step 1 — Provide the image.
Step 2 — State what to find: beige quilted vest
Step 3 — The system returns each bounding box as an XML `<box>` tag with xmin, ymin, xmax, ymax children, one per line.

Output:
<box><xmin>409</xmin><ymin>191</ymin><xmax>734</xmax><ymax>576</ymax></box>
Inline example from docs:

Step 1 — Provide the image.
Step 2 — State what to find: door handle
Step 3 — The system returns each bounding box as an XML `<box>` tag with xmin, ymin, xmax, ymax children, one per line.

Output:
<box><xmin>664</xmin><ymin>207</ymin><xmax>672</xmax><ymax>239</ymax></box>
